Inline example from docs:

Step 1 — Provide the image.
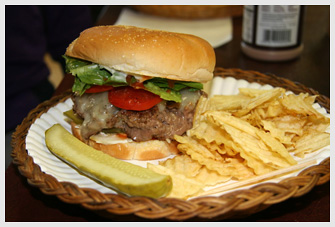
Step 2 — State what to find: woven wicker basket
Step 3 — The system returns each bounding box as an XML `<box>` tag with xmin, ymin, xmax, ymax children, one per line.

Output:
<box><xmin>132</xmin><ymin>5</ymin><xmax>243</xmax><ymax>20</ymax></box>
<box><xmin>11</xmin><ymin>68</ymin><xmax>330</xmax><ymax>221</ymax></box>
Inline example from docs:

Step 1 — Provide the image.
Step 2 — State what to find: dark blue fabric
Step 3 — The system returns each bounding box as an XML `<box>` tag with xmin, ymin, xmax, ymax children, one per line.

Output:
<box><xmin>5</xmin><ymin>5</ymin><xmax>93</xmax><ymax>131</ymax></box>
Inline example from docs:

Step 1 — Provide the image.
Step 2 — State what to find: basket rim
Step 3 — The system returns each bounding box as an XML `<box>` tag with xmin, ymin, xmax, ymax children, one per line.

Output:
<box><xmin>11</xmin><ymin>67</ymin><xmax>330</xmax><ymax>221</ymax></box>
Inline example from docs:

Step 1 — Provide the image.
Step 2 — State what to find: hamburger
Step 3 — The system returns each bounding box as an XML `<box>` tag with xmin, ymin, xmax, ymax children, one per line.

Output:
<box><xmin>63</xmin><ymin>25</ymin><xmax>215</xmax><ymax>160</ymax></box>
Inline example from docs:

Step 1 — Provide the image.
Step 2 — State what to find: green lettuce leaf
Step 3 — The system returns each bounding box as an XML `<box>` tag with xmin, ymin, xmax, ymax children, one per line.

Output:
<box><xmin>64</xmin><ymin>56</ymin><xmax>204</xmax><ymax>101</ymax></box>
<box><xmin>144</xmin><ymin>81</ymin><xmax>181</xmax><ymax>102</ymax></box>
<box><xmin>145</xmin><ymin>78</ymin><xmax>203</xmax><ymax>91</ymax></box>
<box><xmin>64</xmin><ymin>55</ymin><xmax>90</xmax><ymax>72</ymax></box>
<box><xmin>64</xmin><ymin>56</ymin><xmax>128</xmax><ymax>95</ymax></box>
<box><xmin>70</xmin><ymin>65</ymin><xmax>127</xmax><ymax>85</ymax></box>
<box><xmin>72</xmin><ymin>77</ymin><xmax>91</xmax><ymax>95</ymax></box>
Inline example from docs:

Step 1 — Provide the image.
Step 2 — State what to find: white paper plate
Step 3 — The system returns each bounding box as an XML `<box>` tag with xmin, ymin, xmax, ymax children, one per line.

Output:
<box><xmin>26</xmin><ymin>77</ymin><xmax>330</xmax><ymax>196</ymax></box>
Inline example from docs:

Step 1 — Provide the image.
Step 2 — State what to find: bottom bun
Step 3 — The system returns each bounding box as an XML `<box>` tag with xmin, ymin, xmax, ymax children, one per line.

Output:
<box><xmin>71</xmin><ymin>122</ymin><xmax>179</xmax><ymax>160</ymax></box>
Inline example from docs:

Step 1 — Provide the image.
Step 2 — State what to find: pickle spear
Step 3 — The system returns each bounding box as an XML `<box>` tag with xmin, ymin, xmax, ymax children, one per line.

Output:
<box><xmin>45</xmin><ymin>124</ymin><xmax>172</xmax><ymax>198</ymax></box>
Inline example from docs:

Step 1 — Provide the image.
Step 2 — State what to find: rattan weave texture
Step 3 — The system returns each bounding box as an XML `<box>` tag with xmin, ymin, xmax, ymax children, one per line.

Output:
<box><xmin>11</xmin><ymin>68</ymin><xmax>330</xmax><ymax>221</ymax></box>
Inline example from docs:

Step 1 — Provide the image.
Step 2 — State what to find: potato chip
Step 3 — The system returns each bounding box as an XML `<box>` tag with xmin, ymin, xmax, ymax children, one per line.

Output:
<box><xmin>175</xmin><ymin>136</ymin><xmax>233</xmax><ymax>175</ymax></box>
<box><xmin>174</xmin><ymin>135</ymin><xmax>220</xmax><ymax>161</ymax></box>
<box><xmin>265</xmin><ymin>100</ymin><xmax>283</xmax><ymax>118</ymax></box>
<box><xmin>206</xmin><ymin>111</ymin><xmax>255</xmax><ymax>135</ymax></box>
<box><xmin>224</xmin><ymin>156</ymin><xmax>256</xmax><ymax>180</ymax></box>
<box><xmin>197</xmin><ymin>139</ymin><xmax>225</xmax><ymax>160</ymax></box>
<box><xmin>174</xmin><ymin>135</ymin><xmax>255</xmax><ymax>179</ymax></box>
<box><xmin>238</xmin><ymin>149</ymin><xmax>276</xmax><ymax>175</ymax></box>
<box><xmin>255</xmin><ymin>129</ymin><xmax>297</xmax><ymax>165</ymax></box>
<box><xmin>280</xmin><ymin>93</ymin><xmax>324</xmax><ymax>118</ymax></box>
<box><xmin>209</xmin><ymin>94</ymin><xmax>250</xmax><ymax>111</ymax></box>
<box><xmin>148</xmin><ymin>86</ymin><xmax>329</xmax><ymax>198</ymax></box>
<box><xmin>160</xmin><ymin>154</ymin><xmax>232</xmax><ymax>186</ymax></box>
<box><xmin>234</xmin><ymin>88</ymin><xmax>285</xmax><ymax>117</ymax></box>
<box><xmin>192</xmin><ymin>96</ymin><xmax>209</xmax><ymax>127</ymax></box>
<box><xmin>160</xmin><ymin>154</ymin><xmax>202</xmax><ymax>178</ymax></box>
<box><xmin>305</xmin><ymin>115</ymin><xmax>330</xmax><ymax>132</ymax></box>
<box><xmin>292</xmin><ymin>130</ymin><xmax>330</xmax><ymax>158</ymax></box>
<box><xmin>195</xmin><ymin>166</ymin><xmax>232</xmax><ymax>186</ymax></box>
<box><xmin>189</xmin><ymin>121</ymin><xmax>224</xmax><ymax>144</ymax></box>
<box><xmin>304</xmin><ymin>94</ymin><xmax>317</xmax><ymax>105</ymax></box>
<box><xmin>243</xmin><ymin>109</ymin><xmax>265</xmax><ymax>128</ymax></box>
<box><xmin>188</xmin><ymin>121</ymin><xmax>240</xmax><ymax>156</ymax></box>
<box><xmin>261</xmin><ymin>120</ymin><xmax>293</xmax><ymax>145</ymax></box>
<box><xmin>271</xmin><ymin>115</ymin><xmax>306</xmax><ymax>136</ymax></box>
<box><xmin>226</xmin><ymin>124</ymin><xmax>293</xmax><ymax>171</ymax></box>
<box><xmin>206</xmin><ymin>112</ymin><xmax>297</xmax><ymax>168</ymax></box>
<box><xmin>147</xmin><ymin>163</ymin><xmax>203</xmax><ymax>199</ymax></box>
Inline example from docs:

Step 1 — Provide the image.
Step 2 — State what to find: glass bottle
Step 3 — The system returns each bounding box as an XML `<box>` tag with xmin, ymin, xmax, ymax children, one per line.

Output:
<box><xmin>241</xmin><ymin>5</ymin><xmax>304</xmax><ymax>61</ymax></box>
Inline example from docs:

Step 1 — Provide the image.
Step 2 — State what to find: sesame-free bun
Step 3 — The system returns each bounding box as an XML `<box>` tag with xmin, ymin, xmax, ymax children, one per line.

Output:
<box><xmin>65</xmin><ymin>25</ymin><xmax>215</xmax><ymax>83</ymax></box>
<box><xmin>71</xmin><ymin>122</ymin><xmax>178</xmax><ymax>160</ymax></box>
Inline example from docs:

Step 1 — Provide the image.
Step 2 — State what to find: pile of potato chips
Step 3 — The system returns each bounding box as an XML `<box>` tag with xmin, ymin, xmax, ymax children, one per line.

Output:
<box><xmin>148</xmin><ymin>87</ymin><xmax>330</xmax><ymax>199</ymax></box>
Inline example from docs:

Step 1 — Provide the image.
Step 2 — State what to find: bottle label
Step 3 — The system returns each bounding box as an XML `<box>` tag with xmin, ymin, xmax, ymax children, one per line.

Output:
<box><xmin>242</xmin><ymin>5</ymin><xmax>302</xmax><ymax>49</ymax></box>
<box><xmin>242</xmin><ymin>5</ymin><xmax>256</xmax><ymax>44</ymax></box>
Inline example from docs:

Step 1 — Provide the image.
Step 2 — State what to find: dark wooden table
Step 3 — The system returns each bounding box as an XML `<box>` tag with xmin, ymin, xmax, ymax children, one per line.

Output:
<box><xmin>6</xmin><ymin>5</ymin><xmax>330</xmax><ymax>222</ymax></box>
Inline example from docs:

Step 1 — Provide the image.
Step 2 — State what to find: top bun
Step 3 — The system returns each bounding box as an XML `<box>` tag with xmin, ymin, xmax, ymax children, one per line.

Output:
<box><xmin>65</xmin><ymin>25</ymin><xmax>215</xmax><ymax>83</ymax></box>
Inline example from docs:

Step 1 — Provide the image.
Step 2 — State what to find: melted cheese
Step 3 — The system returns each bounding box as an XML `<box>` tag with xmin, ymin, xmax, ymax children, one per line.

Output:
<box><xmin>74</xmin><ymin>92</ymin><xmax>119</xmax><ymax>139</ymax></box>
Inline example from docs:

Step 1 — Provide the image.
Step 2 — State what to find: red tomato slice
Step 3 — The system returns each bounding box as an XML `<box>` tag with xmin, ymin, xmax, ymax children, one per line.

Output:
<box><xmin>108</xmin><ymin>86</ymin><xmax>162</xmax><ymax>111</ymax></box>
<box><xmin>85</xmin><ymin>85</ymin><xmax>114</xmax><ymax>93</ymax></box>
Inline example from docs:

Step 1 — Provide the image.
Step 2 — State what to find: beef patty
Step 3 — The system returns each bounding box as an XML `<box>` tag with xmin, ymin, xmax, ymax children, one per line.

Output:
<box><xmin>72</xmin><ymin>89</ymin><xmax>202</xmax><ymax>142</ymax></box>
